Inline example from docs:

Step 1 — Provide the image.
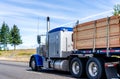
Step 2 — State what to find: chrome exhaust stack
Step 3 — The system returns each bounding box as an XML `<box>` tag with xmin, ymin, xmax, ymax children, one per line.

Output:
<box><xmin>46</xmin><ymin>16</ymin><xmax>50</xmax><ymax>59</ymax></box>
<box><xmin>47</xmin><ymin>16</ymin><xmax>50</xmax><ymax>33</ymax></box>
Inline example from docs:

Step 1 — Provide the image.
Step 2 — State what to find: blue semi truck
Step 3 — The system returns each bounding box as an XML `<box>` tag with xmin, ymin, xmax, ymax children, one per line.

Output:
<box><xmin>29</xmin><ymin>16</ymin><xmax>120</xmax><ymax>79</ymax></box>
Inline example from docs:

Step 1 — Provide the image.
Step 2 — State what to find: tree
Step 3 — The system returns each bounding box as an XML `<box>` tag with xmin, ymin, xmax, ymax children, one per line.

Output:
<box><xmin>0</xmin><ymin>29</ymin><xmax>1</xmax><ymax>50</ymax></box>
<box><xmin>113</xmin><ymin>4</ymin><xmax>120</xmax><ymax>15</ymax></box>
<box><xmin>10</xmin><ymin>25</ymin><xmax>22</xmax><ymax>50</ymax></box>
<box><xmin>1</xmin><ymin>22</ymin><xmax>10</xmax><ymax>50</ymax></box>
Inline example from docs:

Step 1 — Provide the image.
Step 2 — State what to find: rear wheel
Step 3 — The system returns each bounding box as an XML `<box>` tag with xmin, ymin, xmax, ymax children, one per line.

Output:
<box><xmin>86</xmin><ymin>57</ymin><xmax>105</xmax><ymax>79</ymax></box>
<box><xmin>70</xmin><ymin>57</ymin><xmax>84</xmax><ymax>78</ymax></box>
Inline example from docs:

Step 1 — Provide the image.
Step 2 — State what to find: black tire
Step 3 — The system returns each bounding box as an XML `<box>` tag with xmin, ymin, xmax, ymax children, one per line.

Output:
<box><xmin>30</xmin><ymin>57</ymin><xmax>38</xmax><ymax>71</ymax></box>
<box><xmin>70</xmin><ymin>57</ymin><xmax>84</xmax><ymax>78</ymax></box>
<box><xmin>86</xmin><ymin>57</ymin><xmax>105</xmax><ymax>79</ymax></box>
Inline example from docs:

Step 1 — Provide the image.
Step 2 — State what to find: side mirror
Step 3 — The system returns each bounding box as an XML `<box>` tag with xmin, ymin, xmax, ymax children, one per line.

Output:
<box><xmin>37</xmin><ymin>35</ymin><xmax>41</xmax><ymax>44</ymax></box>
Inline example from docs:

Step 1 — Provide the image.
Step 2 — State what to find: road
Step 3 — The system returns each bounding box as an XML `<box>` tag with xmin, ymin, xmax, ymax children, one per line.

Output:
<box><xmin>0</xmin><ymin>60</ymin><xmax>86</xmax><ymax>79</ymax></box>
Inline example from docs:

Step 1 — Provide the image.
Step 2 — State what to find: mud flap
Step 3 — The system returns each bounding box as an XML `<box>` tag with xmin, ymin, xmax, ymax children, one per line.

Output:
<box><xmin>105</xmin><ymin>62</ymin><xmax>119</xmax><ymax>79</ymax></box>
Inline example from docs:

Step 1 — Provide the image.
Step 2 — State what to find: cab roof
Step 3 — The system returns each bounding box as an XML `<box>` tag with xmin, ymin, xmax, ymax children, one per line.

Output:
<box><xmin>48</xmin><ymin>27</ymin><xmax>73</xmax><ymax>33</ymax></box>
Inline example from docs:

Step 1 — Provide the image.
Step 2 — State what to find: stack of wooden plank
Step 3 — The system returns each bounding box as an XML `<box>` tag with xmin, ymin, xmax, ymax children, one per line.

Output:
<box><xmin>73</xmin><ymin>15</ymin><xmax>120</xmax><ymax>49</ymax></box>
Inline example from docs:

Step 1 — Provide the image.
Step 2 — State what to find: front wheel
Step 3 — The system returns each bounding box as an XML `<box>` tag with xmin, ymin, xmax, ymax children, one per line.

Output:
<box><xmin>70</xmin><ymin>57</ymin><xmax>84</xmax><ymax>78</ymax></box>
<box><xmin>86</xmin><ymin>57</ymin><xmax>105</xmax><ymax>79</ymax></box>
<box><xmin>30</xmin><ymin>57</ymin><xmax>40</xmax><ymax>71</ymax></box>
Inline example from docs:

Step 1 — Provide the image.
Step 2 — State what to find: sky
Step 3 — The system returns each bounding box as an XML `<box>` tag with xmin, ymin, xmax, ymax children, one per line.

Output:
<box><xmin>0</xmin><ymin>0</ymin><xmax>119</xmax><ymax>49</ymax></box>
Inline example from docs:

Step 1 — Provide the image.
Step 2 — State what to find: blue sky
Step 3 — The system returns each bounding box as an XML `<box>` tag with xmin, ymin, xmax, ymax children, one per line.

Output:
<box><xmin>0</xmin><ymin>0</ymin><xmax>119</xmax><ymax>49</ymax></box>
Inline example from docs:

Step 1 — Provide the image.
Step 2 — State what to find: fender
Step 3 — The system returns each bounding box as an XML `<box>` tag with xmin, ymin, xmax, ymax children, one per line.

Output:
<box><xmin>30</xmin><ymin>54</ymin><xmax>43</xmax><ymax>67</ymax></box>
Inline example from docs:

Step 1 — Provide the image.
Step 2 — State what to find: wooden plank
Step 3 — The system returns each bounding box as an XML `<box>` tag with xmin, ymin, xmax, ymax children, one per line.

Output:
<box><xmin>73</xmin><ymin>24</ymin><xmax>120</xmax><ymax>40</ymax></box>
<box><xmin>73</xmin><ymin>15</ymin><xmax>120</xmax><ymax>49</ymax></box>
<box><xmin>74</xmin><ymin>35</ymin><xmax>120</xmax><ymax>49</ymax></box>
<box><xmin>96</xmin><ymin>16</ymin><xmax>119</xmax><ymax>27</ymax></box>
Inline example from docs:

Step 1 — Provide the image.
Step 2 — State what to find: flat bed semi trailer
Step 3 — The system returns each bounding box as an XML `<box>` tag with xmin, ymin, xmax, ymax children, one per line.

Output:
<box><xmin>29</xmin><ymin>16</ymin><xmax>120</xmax><ymax>79</ymax></box>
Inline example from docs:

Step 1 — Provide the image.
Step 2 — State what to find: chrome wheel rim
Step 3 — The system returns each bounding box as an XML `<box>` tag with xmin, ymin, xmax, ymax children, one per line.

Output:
<box><xmin>31</xmin><ymin>60</ymin><xmax>35</xmax><ymax>69</ymax></box>
<box><xmin>88</xmin><ymin>62</ymin><xmax>98</xmax><ymax>77</ymax></box>
<box><xmin>72</xmin><ymin>61</ymin><xmax>80</xmax><ymax>74</ymax></box>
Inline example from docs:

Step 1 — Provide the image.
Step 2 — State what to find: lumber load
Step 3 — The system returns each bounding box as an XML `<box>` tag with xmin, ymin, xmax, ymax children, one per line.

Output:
<box><xmin>73</xmin><ymin>15</ymin><xmax>120</xmax><ymax>49</ymax></box>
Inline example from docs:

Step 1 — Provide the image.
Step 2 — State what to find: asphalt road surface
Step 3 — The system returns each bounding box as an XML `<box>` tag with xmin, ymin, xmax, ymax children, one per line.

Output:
<box><xmin>0</xmin><ymin>60</ymin><xmax>87</xmax><ymax>79</ymax></box>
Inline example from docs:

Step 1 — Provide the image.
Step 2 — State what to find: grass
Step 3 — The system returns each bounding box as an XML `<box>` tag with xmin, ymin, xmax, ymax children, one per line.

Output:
<box><xmin>17</xmin><ymin>52</ymin><xmax>34</xmax><ymax>56</ymax></box>
<box><xmin>0</xmin><ymin>49</ymin><xmax>35</xmax><ymax>56</ymax></box>
<box><xmin>0</xmin><ymin>49</ymin><xmax>36</xmax><ymax>62</ymax></box>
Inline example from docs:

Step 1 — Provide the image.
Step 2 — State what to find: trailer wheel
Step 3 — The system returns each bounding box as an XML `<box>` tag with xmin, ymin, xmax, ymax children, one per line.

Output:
<box><xmin>30</xmin><ymin>57</ymin><xmax>38</xmax><ymax>71</ymax></box>
<box><xmin>86</xmin><ymin>57</ymin><xmax>105</xmax><ymax>79</ymax></box>
<box><xmin>70</xmin><ymin>57</ymin><xmax>84</xmax><ymax>78</ymax></box>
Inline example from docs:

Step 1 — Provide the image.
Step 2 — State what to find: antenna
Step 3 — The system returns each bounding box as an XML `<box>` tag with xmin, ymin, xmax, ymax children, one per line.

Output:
<box><xmin>37</xmin><ymin>17</ymin><xmax>40</xmax><ymax>35</ymax></box>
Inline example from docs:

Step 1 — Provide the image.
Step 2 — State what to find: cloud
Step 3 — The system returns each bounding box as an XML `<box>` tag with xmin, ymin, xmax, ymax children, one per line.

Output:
<box><xmin>6</xmin><ymin>0</ymin><xmax>78</xmax><ymax>12</ymax></box>
<box><xmin>0</xmin><ymin>0</ymin><xmax>77</xmax><ymax>21</ymax></box>
<box><xmin>58</xmin><ymin>10</ymin><xmax>113</xmax><ymax>27</ymax></box>
<box><xmin>110</xmin><ymin>0</ymin><xmax>120</xmax><ymax>5</ymax></box>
